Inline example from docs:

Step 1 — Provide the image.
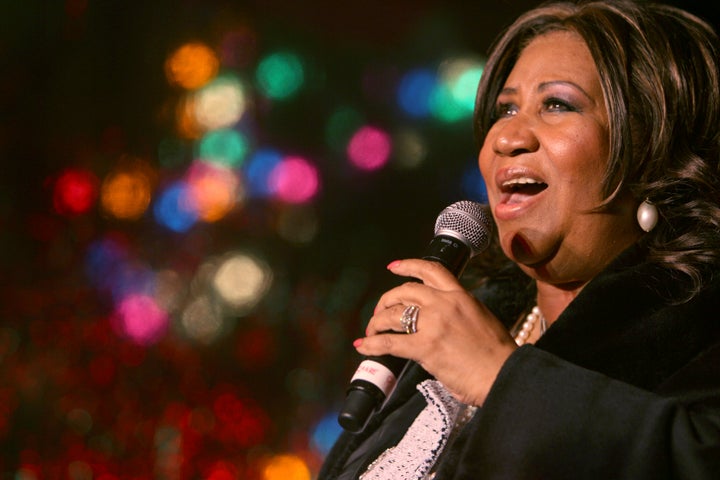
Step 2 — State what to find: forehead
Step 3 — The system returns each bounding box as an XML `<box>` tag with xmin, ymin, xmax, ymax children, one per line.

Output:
<box><xmin>505</xmin><ymin>30</ymin><xmax>600</xmax><ymax>90</ymax></box>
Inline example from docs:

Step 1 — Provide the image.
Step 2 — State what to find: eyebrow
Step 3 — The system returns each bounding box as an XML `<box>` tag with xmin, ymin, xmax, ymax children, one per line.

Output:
<box><xmin>499</xmin><ymin>80</ymin><xmax>593</xmax><ymax>102</ymax></box>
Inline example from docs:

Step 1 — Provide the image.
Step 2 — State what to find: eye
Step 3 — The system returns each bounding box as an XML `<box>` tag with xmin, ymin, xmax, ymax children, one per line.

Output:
<box><xmin>493</xmin><ymin>102</ymin><xmax>517</xmax><ymax>119</ymax></box>
<box><xmin>544</xmin><ymin>97</ymin><xmax>578</xmax><ymax>113</ymax></box>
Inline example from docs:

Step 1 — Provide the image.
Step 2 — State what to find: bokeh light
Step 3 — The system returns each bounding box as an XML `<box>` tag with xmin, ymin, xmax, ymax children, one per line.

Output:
<box><xmin>176</xmin><ymin>95</ymin><xmax>204</xmax><ymax>139</ymax></box>
<box><xmin>347</xmin><ymin>125</ymin><xmax>392</xmax><ymax>171</ymax></box>
<box><xmin>153</xmin><ymin>181</ymin><xmax>199</xmax><ymax>233</ymax></box>
<box><xmin>85</xmin><ymin>235</ymin><xmax>130</xmax><ymax>293</ymax></box>
<box><xmin>325</xmin><ymin>106</ymin><xmax>364</xmax><ymax>154</ymax></box>
<box><xmin>432</xmin><ymin>57</ymin><xmax>484</xmax><ymax>122</ymax></box>
<box><xmin>111</xmin><ymin>294</ymin><xmax>169</xmax><ymax>345</ymax></box>
<box><xmin>220</xmin><ymin>26</ymin><xmax>258</xmax><ymax>68</ymax></box>
<box><xmin>100</xmin><ymin>159</ymin><xmax>155</xmax><ymax>220</ymax></box>
<box><xmin>181</xmin><ymin>294</ymin><xmax>225</xmax><ymax>344</ymax></box>
<box><xmin>262</xmin><ymin>454</ymin><xmax>311</xmax><ymax>480</ymax></box>
<box><xmin>244</xmin><ymin>148</ymin><xmax>283</xmax><ymax>198</ymax></box>
<box><xmin>311</xmin><ymin>412</ymin><xmax>343</xmax><ymax>456</ymax></box>
<box><xmin>212</xmin><ymin>252</ymin><xmax>272</xmax><ymax>313</ymax></box>
<box><xmin>392</xmin><ymin>128</ymin><xmax>427</xmax><ymax>169</ymax></box>
<box><xmin>256</xmin><ymin>51</ymin><xmax>305</xmax><ymax>100</ymax></box>
<box><xmin>192</xmin><ymin>73</ymin><xmax>248</xmax><ymax>131</ymax></box>
<box><xmin>165</xmin><ymin>42</ymin><xmax>220</xmax><ymax>90</ymax></box>
<box><xmin>52</xmin><ymin>168</ymin><xmax>99</xmax><ymax>216</ymax></box>
<box><xmin>461</xmin><ymin>162</ymin><xmax>489</xmax><ymax>203</ymax></box>
<box><xmin>212</xmin><ymin>391</ymin><xmax>269</xmax><ymax>448</ymax></box>
<box><xmin>185</xmin><ymin>161</ymin><xmax>241</xmax><ymax>222</ymax></box>
<box><xmin>268</xmin><ymin>156</ymin><xmax>320</xmax><ymax>204</ymax></box>
<box><xmin>397</xmin><ymin>68</ymin><xmax>437</xmax><ymax>118</ymax></box>
<box><xmin>198</xmin><ymin>128</ymin><xmax>250</xmax><ymax>168</ymax></box>
<box><xmin>276</xmin><ymin>205</ymin><xmax>319</xmax><ymax>244</ymax></box>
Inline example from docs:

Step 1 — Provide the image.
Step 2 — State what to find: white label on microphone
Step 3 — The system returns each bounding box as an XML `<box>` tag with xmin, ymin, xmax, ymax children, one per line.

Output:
<box><xmin>351</xmin><ymin>360</ymin><xmax>398</xmax><ymax>396</ymax></box>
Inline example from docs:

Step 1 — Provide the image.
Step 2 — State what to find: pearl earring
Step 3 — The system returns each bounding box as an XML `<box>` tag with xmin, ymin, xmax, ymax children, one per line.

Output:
<box><xmin>637</xmin><ymin>199</ymin><xmax>659</xmax><ymax>232</ymax></box>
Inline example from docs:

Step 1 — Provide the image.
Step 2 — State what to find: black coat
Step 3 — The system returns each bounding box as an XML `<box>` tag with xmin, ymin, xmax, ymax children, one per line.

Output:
<box><xmin>319</xmin><ymin>245</ymin><xmax>720</xmax><ymax>479</ymax></box>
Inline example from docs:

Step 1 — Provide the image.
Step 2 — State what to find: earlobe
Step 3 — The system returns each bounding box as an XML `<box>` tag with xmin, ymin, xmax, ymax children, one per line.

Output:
<box><xmin>636</xmin><ymin>199</ymin><xmax>659</xmax><ymax>232</ymax></box>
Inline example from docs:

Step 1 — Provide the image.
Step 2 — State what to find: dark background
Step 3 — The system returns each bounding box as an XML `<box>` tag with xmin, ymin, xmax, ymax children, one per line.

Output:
<box><xmin>1</xmin><ymin>1</ymin><xmax>717</xmax><ymax>478</ymax></box>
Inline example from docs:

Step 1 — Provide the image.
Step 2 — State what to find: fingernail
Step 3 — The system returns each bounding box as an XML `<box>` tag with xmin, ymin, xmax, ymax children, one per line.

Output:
<box><xmin>353</xmin><ymin>338</ymin><xmax>363</xmax><ymax>348</ymax></box>
<box><xmin>386</xmin><ymin>260</ymin><xmax>401</xmax><ymax>270</ymax></box>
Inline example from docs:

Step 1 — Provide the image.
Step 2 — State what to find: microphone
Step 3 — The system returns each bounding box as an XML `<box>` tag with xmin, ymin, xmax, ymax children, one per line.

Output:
<box><xmin>337</xmin><ymin>200</ymin><xmax>492</xmax><ymax>432</ymax></box>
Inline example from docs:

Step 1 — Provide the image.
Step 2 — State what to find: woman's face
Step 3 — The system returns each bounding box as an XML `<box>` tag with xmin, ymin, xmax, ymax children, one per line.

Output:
<box><xmin>478</xmin><ymin>30</ymin><xmax>640</xmax><ymax>288</ymax></box>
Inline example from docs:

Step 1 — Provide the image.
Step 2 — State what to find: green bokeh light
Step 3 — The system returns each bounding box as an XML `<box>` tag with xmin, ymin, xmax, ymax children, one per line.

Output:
<box><xmin>198</xmin><ymin>128</ymin><xmax>250</xmax><ymax>168</ymax></box>
<box><xmin>325</xmin><ymin>106</ymin><xmax>365</xmax><ymax>154</ymax></box>
<box><xmin>256</xmin><ymin>51</ymin><xmax>305</xmax><ymax>100</ymax></box>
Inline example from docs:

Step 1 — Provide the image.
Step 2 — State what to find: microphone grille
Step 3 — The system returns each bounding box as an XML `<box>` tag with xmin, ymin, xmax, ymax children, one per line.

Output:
<box><xmin>434</xmin><ymin>200</ymin><xmax>492</xmax><ymax>255</ymax></box>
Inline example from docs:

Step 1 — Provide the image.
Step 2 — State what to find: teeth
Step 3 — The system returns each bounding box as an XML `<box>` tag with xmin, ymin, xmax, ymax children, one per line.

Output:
<box><xmin>502</xmin><ymin>177</ymin><xmax>542</xmax><ymax>187</ymax></box>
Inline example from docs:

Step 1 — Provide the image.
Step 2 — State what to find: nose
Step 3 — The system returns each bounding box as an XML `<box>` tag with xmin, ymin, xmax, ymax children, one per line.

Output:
<box><xmin>493</xmin><ymin>114</ymin><xmax>539</xmax><ymax>156</ymax></box>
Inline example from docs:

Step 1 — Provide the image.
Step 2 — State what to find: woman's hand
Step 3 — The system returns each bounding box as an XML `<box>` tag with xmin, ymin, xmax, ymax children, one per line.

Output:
<box><xmin>354</xmin><ymin>258</ymin><xmax>518</xmax><ymax>406</ymax></box>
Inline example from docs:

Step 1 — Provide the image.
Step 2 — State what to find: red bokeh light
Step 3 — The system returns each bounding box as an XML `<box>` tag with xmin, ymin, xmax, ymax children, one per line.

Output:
<box><xmin>52</xmin><ymin>168</ymin><xmax>99</xmax><ymax>216</ymax></box>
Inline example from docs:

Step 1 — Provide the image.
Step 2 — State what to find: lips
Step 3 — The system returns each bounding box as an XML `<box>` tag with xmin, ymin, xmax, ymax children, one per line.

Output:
<box><xmin>493</xmin><ymin>167</ymin><xmax>548</xmax><ymax>219</ymax></box>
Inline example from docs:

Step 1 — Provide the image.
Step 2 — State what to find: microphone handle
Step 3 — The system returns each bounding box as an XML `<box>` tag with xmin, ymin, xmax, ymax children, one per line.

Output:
<box><xmin>337</xmin><ymin>235</ymin><xmax>471</xmax><ymax>432</ymax></box>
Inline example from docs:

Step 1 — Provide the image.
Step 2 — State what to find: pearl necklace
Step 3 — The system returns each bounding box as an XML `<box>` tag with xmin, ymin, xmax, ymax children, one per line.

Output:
<box><xmin>513</xmin><ymin>305</ymin><xmax>547</xmax><ymax>346</ymax></box>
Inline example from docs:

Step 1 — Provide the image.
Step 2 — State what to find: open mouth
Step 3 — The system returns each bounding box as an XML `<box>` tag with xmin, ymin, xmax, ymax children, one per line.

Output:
<box><xmin>500</xmin><ymin>177</ymin><xmax>548</xmax><ymax>202</ymax></box>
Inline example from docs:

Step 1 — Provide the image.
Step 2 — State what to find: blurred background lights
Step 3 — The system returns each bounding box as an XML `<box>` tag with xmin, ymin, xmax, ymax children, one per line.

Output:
<box><xmin>66</xmin><ymin>408</ymin><xmax>93</xmax><ymax>435</ymax></box>
<box><xmin>198</xmin><ymin>128</ymin><xmax>250</xmax><ymax>168</ymax></box>
<box><xmin>325</xmin><ymin>106</ymin><xmax>364</xmax><ymax>154</ymax></box>
<box><xmin>105</xmin><ymin>261</ymin><xmax>156</xmax><ymax>305</ymax></box>
<box><xmin>432</xmin><ymin>57</ymin><xmax>484</xmax><ymax>122</ymax></box>
<box><xmin>443</xmin><ymin>58</ymin><xmax>484</xmax><ymax>109</ymax></box>
<box><xmin>212</xmin><ymin>252</ymin><xmax>272</xmax><ymax>313</ymax></box>
<box><xmin>153</xmin><ymin>181</ymin><xmax>199</xmax><ymax>233</ymax></box>
<box><xmin>204</xmin><ymin>461</ymin><xmax>238</xmax><ymax>480</ymax></box>
<box><xmin>181</xmin><ymin>294</ymin><xmax>225</xmax><ymax>344</ymax></box>
<box><xmin>193</xmin><ymin>73</ymin><xmax>247</xmax><ymax>131</ymax></box>
<box><xmin>220</xmin><ymin>26</ymin><xmax>258</xmax><ymax>68</ymax></box>
<box><xmin>100</xmin><ymin>166</ymin><xmax>154</xmax><ymax>220</ymax></box>
<box><xmin>1</xmin><ymin>0</ymin><xmax>624</xmax><ymax>476</ymax></box>
<box><xmin>244</xmin><ymin>148</ymin><xmax>283</xmax><ymax>198</ymax></box>
<box><xmin>212</xmin><ymin>391</ymin><xmax>269</xmax><ymax>447</ymax></box>
<box><xmin>165</xmin><ymin>42</ymin><xmax>220</xmax><ymax>90</ymax></box>
<box><xmin>112</xmin><ymin>294</ymin><xmax>169</xmax><ymax>345</ymax></box>
<box><xmin>185</xmin><ymin>161</ymin><xmax>241</xmax><ymax>222</ymax></box>
<box><xmin>262</xmin><ymin>454</ymin><xmax>311</xmax><ymax>480</ymax></box>
<box><xmin>430</xmin><ymin>82</ymin><xmax>466</xmax><ymax>123</ymax></box>
<box><xmin>311</xmin><ymin>412</ymin><xmax>343</xmax><ymax>456</ymax></box>
<box><xmin>153</xmin><ymin>269</ymin><xmax>186</xmax><ymax>314</ymax></box>
<box><xmin>276</xmin><ymin>205</ymin><xmax>319</xmax><ymax>244</ymax></box>
<box><xmin>52</xmin><ymin>168</ymin><xmax>99</xmax><ymax>216</ymax></box>
<box><xmin>392</xmin><ymin>128</ymin><xmax>427</xmax><ymax>169</ymax></box>
<box><xmin>176</xmin><ymin>95</ymin><xmax>204</xmax><ymax>139</ymax></box>
<box><xmin>347</xmin><ymin>125</ymin><xmax>392</xmax><ymax>171</ymax></box>
<box><xmin>269</xmin><ymin>156</ymin><xmax>320</xmax><ymax>204</ymax></box>
<box><xmin>461</xmin><ymin>162</ymin><xmax>489</xmax><ymax>203</ymax></box>
<box><xmin>256</xmin><ymin>51</ymin><xmax>305</xmax><ymax>100</ymax></box>
<box><xmin>397</xmin><ymin>68</ymin><xmax>437</xmax><ymax>118</ymax></box>
<box><xmin>85</xmin><ymin>235</ymin><xmax>129</xmax><ymax>293</ymax></box>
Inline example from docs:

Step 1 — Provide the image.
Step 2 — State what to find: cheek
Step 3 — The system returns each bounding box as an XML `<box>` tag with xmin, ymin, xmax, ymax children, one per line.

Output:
<box><xmin>552</xmin><ymin>139</ymin><xmax>608</xmax><ymax>198</ymax></box>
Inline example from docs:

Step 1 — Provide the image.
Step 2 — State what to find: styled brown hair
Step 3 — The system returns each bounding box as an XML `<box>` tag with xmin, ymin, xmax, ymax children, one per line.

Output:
<box><xmin>474</xmin><ymin>0</ymin><xmax>720</xmax><ymax>299</ymax></box>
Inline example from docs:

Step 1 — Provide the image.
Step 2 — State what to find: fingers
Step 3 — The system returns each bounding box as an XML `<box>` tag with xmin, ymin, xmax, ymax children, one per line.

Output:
<box><xmin>386</xmin><ymin>258</ymin><xmax>461</xmax><ymax>290</ymax></box>
<box><xmin>367</xmin><ymin>303</ymin><xmax>421</xmax><ymax>336</ymax></box>
<box><xmin>354</xmin><ymin>331</ymin><xmax>421</xmax><ymax>363</ymax></box>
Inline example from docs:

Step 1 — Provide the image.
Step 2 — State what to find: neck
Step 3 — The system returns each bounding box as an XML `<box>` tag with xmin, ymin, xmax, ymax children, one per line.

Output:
<box><xmin>535</xmin><ymin>280</ymin><xmax>584</xmax><ymax>326</ymax></box>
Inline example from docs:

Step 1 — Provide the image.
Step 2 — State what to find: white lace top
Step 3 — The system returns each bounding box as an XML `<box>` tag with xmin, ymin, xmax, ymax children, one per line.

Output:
<box><xmin>359</xmin><ymin>379</ymin><xmax>477</xmax><ymax>480</ymax></box>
